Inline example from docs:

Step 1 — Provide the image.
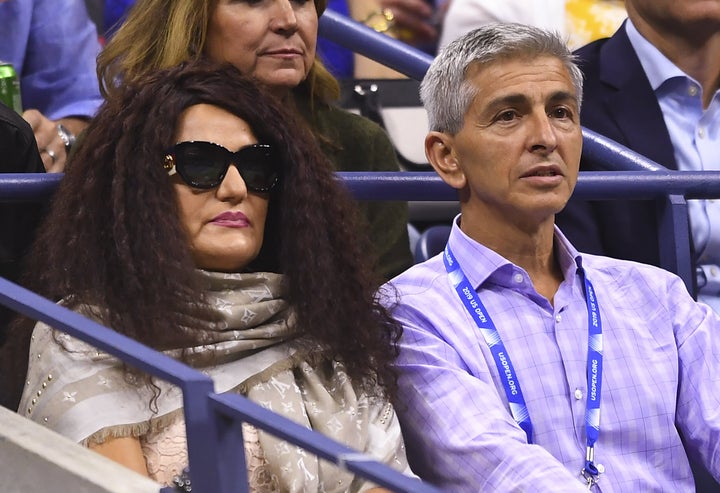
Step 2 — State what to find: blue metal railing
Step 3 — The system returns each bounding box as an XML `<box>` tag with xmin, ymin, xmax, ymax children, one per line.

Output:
<box><xmin>335</xmin><ymin>171</ymin><xmax>703</xmax><ymax>291</ymax></box>
<box><xmin>337</xmin><ymin>171</ymin><xmax>720</xmax><ymax>201</ymax></box>
<box><xmin>3</xmin><ymin>168</ymin><xmax>720</xmax><ymax>293</ymax></box>
<box><xmin>318</xmin><ymin>9</ymin><xmax>434</xmax><ymax>80</ymax></box>
<box><xmin>0</xmin><ymin>172</ymin><xmax>61</xmax><ymax>202</ymax></box>
<box><xmin>9</xmin><ymin>170</ymin><xmax>720</xmax><ymax>201</ymax></box>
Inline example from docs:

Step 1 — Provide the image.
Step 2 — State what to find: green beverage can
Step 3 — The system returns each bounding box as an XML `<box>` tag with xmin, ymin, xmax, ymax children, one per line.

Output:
<box><xmin>0</xmin><ymin>62</ymin><xmax>22</xmax><ymax>113</ymax></box>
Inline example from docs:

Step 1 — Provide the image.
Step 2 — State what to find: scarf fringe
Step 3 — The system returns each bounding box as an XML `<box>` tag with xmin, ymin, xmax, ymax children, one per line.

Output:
<box><xmin>81</xmin><ymin>407</ymin><xmax>185</xmax><ymax>447</ymax></box>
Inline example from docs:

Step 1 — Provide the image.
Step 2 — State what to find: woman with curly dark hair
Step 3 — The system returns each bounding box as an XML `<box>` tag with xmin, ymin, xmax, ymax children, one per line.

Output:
<box><xmin>6</xmin><ymin>59</ymin><xmax>411</xmax><ymax>491</ymax></box>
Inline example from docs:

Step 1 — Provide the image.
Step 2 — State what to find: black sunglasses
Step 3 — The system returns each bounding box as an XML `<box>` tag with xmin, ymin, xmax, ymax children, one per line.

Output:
<box><xmin>164</xmin><ymin>141</ymin><xmax>280</xmax><ymax>192</ymax></box>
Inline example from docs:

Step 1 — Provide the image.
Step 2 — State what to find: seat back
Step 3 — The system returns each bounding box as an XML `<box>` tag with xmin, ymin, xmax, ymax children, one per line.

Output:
<box><xmin>414</xmin><ymin>224</ymin><xmax>452</xmax><ymax>263</ymax></box>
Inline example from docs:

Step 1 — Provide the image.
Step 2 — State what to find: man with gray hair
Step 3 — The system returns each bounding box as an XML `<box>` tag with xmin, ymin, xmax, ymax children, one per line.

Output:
<box><xmin>384</xmin><ymin>24</ymin><xmax>720</xmax><ymax>492</ymax></box>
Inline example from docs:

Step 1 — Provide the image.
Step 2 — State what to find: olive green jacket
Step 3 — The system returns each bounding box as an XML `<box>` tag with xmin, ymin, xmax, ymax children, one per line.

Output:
<box><xmin>298</xmin><ymin>99</ymin><xmax>413</xmax><ymax>280</ymax></box>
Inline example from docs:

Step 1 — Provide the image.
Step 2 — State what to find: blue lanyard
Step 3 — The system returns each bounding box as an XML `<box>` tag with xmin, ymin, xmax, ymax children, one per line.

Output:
<box><xmin>443</xmin><ymin>245</ymin><xmax>604</xmax><ymax>484</ymax></box>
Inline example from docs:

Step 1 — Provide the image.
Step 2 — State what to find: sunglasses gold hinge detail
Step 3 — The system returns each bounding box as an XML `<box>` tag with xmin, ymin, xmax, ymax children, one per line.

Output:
<box><xmin>164</xmin><ymin>154</ymin><xmax>177</xmax><ymax>176</ymax></box>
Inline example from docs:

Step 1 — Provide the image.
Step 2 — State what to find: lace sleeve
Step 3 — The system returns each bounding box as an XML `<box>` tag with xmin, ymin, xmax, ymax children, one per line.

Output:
<box><xmin>141</xmin><ymin>415</ymin><xmax>278</xmax><ymax>492</ymax></box>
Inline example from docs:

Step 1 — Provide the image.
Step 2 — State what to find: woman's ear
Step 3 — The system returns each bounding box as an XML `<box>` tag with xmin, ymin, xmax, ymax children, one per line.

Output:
<box><xmin>425</xmin><ymin>131</ymin><xmax>467</xmax><ymax>190</ymax></box>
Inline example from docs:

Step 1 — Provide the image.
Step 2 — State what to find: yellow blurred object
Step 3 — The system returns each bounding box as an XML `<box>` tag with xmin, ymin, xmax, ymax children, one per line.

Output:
<box><xmin>363</xmin><ymin>8</ymin><xmax>397</xmax><ymax>34</ymax></box>
<box><xmin>351</xmin><ymin>0</ymin><xmax>405</xmax><ymax>78</ymax></box>
<box><xmin>565</xmin><ymin>0</ymin><xmax>627</xmax><ymax>49</ymax></box>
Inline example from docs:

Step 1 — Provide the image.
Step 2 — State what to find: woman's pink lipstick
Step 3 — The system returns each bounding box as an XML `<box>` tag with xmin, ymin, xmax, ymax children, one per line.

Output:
<box><xmin>211</xmin><ymin>211</ymin><xmax>249</xmax><ymax>228</ymax></box>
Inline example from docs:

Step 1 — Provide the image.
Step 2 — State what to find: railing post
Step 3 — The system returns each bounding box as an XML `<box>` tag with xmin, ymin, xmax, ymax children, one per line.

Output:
<box><xmin>657</xmin><ymin>194</ymin><xmax>693</xmax><ymax>294</ymax></box>
<box><xmin>213</xmin><ymin>408</ymin><xmax>250</xmax><ymax>492</ymax></box>
<box><xmin>181</xmin><ymin>379</ymin><xmax>233</xmax><ymax>493</ymax></box>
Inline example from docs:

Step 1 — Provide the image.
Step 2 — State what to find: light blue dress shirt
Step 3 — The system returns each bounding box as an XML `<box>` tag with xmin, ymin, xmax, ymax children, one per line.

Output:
<box><xmin>0</xmin><ymin>0</ymin><xmax>103</xmax><ymax>119</ymax></box>
<box><xmin>384</xmin><ymin>216</ymin><xmax>720</xmax><ymax>492</ymax></box>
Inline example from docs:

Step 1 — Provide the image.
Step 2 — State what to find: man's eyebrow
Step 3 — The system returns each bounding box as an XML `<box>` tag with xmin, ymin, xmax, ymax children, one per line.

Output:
<box><xmin>481</xmin><ymin>91</ymin><xmax>579</xmax><ymax>115</ymax></box>
<box><xmin>548</xmin><ymin>91</ymin><xmax>578</xmax><ymax>105</ymax></box>
<box><xmin>484</xmin><ymin>94</ymin><xmax>529</xmax><ymax>112</ymax></box>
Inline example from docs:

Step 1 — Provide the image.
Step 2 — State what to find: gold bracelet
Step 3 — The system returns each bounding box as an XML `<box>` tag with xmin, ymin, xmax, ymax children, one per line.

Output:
<box><xmin>362</xmin><ymin>8</ymin><xmax>396</xmax><ymax>34</ymax></box>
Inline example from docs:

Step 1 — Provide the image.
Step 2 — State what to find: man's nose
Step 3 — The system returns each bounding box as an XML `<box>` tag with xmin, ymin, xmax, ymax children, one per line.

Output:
<box><xmin>528</xmin><ymin>112</ymin><xmax>558</xmax><ymax>152</ymax></box>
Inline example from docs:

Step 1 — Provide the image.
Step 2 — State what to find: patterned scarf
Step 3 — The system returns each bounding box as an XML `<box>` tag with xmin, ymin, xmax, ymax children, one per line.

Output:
<box><xmin>19</xmin><ymin>271</ymin><xmax>410</xmax><ymax>492</ymax></box>
<box><xmin>20</xmin><ymin>271</ymin><xmax>296</xmax><ymax>442</ymax></box>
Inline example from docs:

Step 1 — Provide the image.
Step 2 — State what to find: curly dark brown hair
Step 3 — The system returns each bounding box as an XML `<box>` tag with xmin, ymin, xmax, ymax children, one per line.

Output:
<box><xmin>1</xmin><ymin>59</ymin><xmax>401</xmax><ymax>409</ymax></box>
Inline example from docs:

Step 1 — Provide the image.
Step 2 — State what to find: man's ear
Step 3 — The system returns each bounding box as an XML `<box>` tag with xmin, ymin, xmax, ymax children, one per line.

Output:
<box><xmin>425</xmin><ymin>131</ymin><xmax>467</xmax><ymax>190</ymax></box>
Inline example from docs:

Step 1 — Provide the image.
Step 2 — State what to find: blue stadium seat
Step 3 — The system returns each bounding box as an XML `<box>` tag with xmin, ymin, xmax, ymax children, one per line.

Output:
<box><xmin>414</xmin><ymin>224</ymin><xmax>451</xmax><ymax>263</ymax></box>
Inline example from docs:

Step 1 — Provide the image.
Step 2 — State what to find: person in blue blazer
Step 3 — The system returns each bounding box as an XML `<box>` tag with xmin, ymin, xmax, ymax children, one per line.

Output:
<box><xmin>557</xmin><ymin>0</ymin><xmax>720</xmax><ymax>286</ymax></box>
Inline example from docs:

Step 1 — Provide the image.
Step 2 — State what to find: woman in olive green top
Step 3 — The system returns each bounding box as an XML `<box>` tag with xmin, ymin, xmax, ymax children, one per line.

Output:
<box><xmin>98</xmin><ymin>0</ymin><xmax>413</xmax><ymax>280</ymax></box>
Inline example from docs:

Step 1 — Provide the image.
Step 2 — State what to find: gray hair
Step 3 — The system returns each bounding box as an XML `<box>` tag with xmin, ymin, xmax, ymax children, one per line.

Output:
<box><xmin>420</xmin><ymin>23</ymin><xmax>584</xmax><ymax>134</ymax></box>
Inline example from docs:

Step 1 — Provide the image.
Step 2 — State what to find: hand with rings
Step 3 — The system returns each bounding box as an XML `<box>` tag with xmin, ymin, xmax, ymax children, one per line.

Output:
<box><xmin>379</xmin><ymin>0</ymin><xmax>444</xmax><ymax>44</ymax></box>
<box><xmin>22</xmin><ymin>109</ymin><xmax>68</xmax><ymax>173</ymax></box>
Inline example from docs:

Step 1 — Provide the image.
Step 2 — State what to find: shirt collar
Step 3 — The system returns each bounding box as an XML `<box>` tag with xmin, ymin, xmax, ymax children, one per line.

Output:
<box><xmin>447</xmin><ymin>214</ymin><xmax>583</xmax><ymax>289</ymax></box>
<box><xmin>553</xmin><ymin>226</ymin><xmax>583</xmax><ymax>278</ymax></box>
<box><xmin>625</xmin><ymin>18</ymin><xmax>692</xmax><ymax>91</ymax></box>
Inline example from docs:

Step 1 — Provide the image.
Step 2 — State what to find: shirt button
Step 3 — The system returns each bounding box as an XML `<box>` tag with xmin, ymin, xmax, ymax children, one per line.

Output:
<box><xmin>596</xmin><ymin>463</ymin><xmax>605</xmax><ymax>474</ymax></box>
<box><xmin>555</xmin><ymin>314</ymin><xmax>562</xmax><ymax>323</ymax></box>
<box><xmin>698</xmin><ymin>127</ymin><xmax>706</xmax><ymax>139</ymax></box>
<box><xmin>513</xmin><ymin>273</ymin><xmax>524</xmax><ymax>284</ymax></box>
<box><xmin>688</xmin><ymin>85</ymin><xmax>699</xmax><ymax>97</ymax></box>
<box><xmin>574</xmin><ymin>388</ymin><xmax>583</xmax><ymax>400</ymax></box>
